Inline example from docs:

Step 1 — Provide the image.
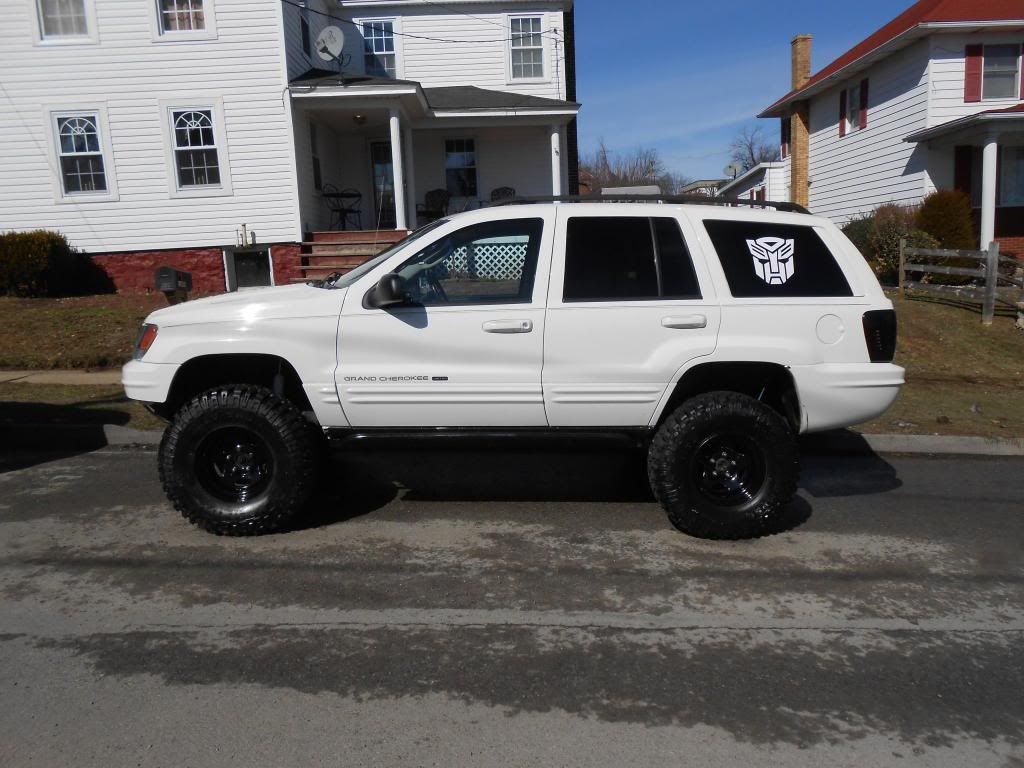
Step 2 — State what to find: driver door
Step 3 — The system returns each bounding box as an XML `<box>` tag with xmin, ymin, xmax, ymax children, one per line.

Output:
<box><xmin>336</xmin><ymin>212</ymin><xmax>554</xmax><ymax>427</ymax></box>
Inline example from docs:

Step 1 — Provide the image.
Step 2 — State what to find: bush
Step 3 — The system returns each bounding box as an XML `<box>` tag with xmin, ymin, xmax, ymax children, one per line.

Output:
<box><xmin>862</xmin><ymin>204</ymin><xmax>937</xmax><ymax>284</ymax></box>
<box><xmin>0</xmin><ymin>230</ymin><xmax>113</xmax><ymax>297</ymax></box>
<box><xmin>841</xmin><ymin>214</ymin><xmax>874</xmax><ymax>258</ymax></box>
<box><xmin>916</xmin><ymin>190</ymin><xmax>976</xmax><ymax>250</ymax></box>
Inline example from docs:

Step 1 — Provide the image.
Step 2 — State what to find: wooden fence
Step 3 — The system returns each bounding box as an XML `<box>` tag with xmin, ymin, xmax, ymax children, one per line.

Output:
<box><xmin>898</xmin><ymin>240</ymin><xmax>1024</xmax><ymax>326</ymax></box>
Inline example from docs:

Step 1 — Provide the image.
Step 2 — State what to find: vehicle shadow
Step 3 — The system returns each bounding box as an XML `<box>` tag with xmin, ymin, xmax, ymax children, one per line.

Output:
<box><xmin>799</xmin><ymin>430</ymin><xmax>904</xmax><ymax>498</ymax></box>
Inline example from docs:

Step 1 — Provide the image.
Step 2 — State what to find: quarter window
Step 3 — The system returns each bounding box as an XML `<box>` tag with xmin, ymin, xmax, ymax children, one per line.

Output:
<box><xmin>510</xmin><ymin>16</ymin><xmax>544</xmax><ymax>79</ymax></box>
<box><xmin>393</xmin><ymin>219</ymin><xmax>544</xmax><ymax>306</ymax></box>
<box><xmin>363</xmin><ymin>21</ymin><xmax>396</xmax><ymax>77</ymax></box>
<box><xmin>563</xmin><ymin>217</ymin><xmax>701</xmax><ymax>302</ymax></box>
<box><xmin>445</xmin><ymin>139</ymin><xmax>478</xmax><ymax>197</ymax></box>
<box><xmin>171</xmin><ymin>110</ymin><xmax>221</xmax><ymax>187</ymax></box>
<box><xmin>37</xmin><ymin>0</ymin><xmax>88</xmax><ymax>38</ymax></box>
<box><xmin>983</xmin><ymin>44</ymin><xmax>1021</xmax><ymax>100</ymax></box>
<box><xmin>55</xmin><ymin>114</ymin><xmax>107</xmax><ymax>194</ymax></box>
<box><xmin>847</xmin><ymin>83</ymin><xmax>862</xmax><ymax>133</ymax></box>
<box><xmin>157</xmin><ymin>0</ymin><xmax>206</xmax><ymax>32</ymax></box>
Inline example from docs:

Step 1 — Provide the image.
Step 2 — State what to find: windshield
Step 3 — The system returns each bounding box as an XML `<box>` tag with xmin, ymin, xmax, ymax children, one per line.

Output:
<box><xmin>324</xmin><ymin>219</ymin><xmax>451</xmax><ymax>289</ymax></box>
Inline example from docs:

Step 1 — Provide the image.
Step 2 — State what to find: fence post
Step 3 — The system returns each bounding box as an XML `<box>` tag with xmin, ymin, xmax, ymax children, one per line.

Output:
<box><xmin>981</xmin><ymin>241</ymin><xmax>999</xmax><ymax>326</ymax></box>
<box><xmin>898</xmin><ymin>237</ymin><xmax>906</xmax><ymax>299</ymax></box>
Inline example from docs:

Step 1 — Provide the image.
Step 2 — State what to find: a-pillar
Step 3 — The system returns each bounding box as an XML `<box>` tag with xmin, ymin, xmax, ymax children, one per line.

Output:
<box><xmin>389</xmin><ymin>108</ymin><xmax>407</xmax><ymax>231</ymax></box>
<box><xmin>979</xmin><ymin>133</ymin><xmax>998</xmax><ymax>250</ymax></box>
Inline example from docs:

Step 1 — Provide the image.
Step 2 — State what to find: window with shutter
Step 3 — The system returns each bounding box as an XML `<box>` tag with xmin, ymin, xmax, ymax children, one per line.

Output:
<box><xmin>964</xmin><ymin>44</ymin><xmax>983</xmax><ymax>103</ymax></box>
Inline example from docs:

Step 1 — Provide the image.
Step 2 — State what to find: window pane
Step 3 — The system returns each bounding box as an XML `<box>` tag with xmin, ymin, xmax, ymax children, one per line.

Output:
<box><xmin>60</xmin><ymin>155</ymin><xmax>106</xmax><ymax>193</ymax></box>
<box><xmin>173</xmin><ymin>111</ymin><xmax>215</xmax><ymax>148</ymax></box>
<box><xmin>176</xmin><ymin>148</ymin><xmax>221</xmax><ymax>186</ymax></box>
<box><xmin>363</xmin><ymin>20</ymin><xmax>396</xmax><ymax>76</ymax></box>
<box><xmin>703</xmin><ymin>220</ymin><xmax>852</xmax><ymax>298</ymax></box>
<box><xmin>983</xmin><ymin>45</ymin><xmax>1020</xmax><ymax>99</ymax></box>
<box><xmin>40</xmin><ymin>0</ymin><xmax>87</xmax><ymax>37</ymax></box>
<box><xmin>984</xmin><ymin>72</ymin><xmax>1018</xmax><ymax>100</ymax></box>
<box><xmin>654</xmin><ymin>218</ymin><xmax>701</xmax><ymax>299</ymax></box>
<box><xmin>564</xmin><ymin>217</ymin><xmax>659</xmax><ymax>301</ymax></box>
<box><xmin>159</xmin><ymin>0</ymin><xmax>205</xmax><ymax>32</ymax></box>
<box><xmin>395</xmin><ymin>219</ymin><xmax>544</xmax><ymax>305</ymax></box>
<box><xmin>1000</xmin><ymin>147</ymin><xmax>1024</xmax><ymax>206</ymax></box>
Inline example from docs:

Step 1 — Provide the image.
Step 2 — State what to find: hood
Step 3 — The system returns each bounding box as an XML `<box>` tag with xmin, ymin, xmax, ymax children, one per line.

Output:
<box><xmin>147</xmin><ymin>283</ymin><xmax>348</xmax><ymax>328</ymax></box>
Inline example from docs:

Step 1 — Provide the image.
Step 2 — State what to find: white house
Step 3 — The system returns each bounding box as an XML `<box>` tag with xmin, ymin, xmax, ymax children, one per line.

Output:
<box><xmin>715</xmin><ymin>162</ymin><xmax>788</xmax><ymax>203</ymax></box>
<box><xmin>759</xmin><ymin>0</ymin><xmax>1024</xmax><ymax>256</ymax></box>
<box><xmin>0</xmin><ymin>0</ymin><xmax>579</xmax><ymax>292</ymax></box>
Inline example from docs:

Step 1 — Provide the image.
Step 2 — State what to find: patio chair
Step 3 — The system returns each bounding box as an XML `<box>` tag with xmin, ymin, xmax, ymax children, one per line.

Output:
<box><xmin>323</xmin><ymin>183</ymin><xmax>363</xmax><ymax>230</ymax></box>
<box><xmin>490</xmin><ymin>186</ymin><xmax>516</xmax><ymax>204</ymax></box>
<box><xmin>417</xmin><ymin>188</ymin><xmax>451</xmax><ymax>224</ymax></box>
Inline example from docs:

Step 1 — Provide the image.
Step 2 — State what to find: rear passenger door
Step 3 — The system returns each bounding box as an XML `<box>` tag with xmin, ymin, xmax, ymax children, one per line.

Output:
<box><xmin>543</xmin><ymin>211</ymin><xmax>720</xmax><ymax>427</ymax></box>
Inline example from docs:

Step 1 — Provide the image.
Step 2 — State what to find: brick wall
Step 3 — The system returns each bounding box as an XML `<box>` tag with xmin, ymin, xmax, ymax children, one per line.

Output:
<box><xmin>91</xmin><ymin>243</ymin><xmax>303</xmax><ymax>294</ymax></box>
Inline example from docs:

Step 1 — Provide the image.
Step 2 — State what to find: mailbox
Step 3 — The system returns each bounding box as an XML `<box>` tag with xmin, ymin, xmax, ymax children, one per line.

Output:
<box><xmin>155</xmin><ymin>266</ymin><xmax>192</xmax><ymax>303</ymax></box>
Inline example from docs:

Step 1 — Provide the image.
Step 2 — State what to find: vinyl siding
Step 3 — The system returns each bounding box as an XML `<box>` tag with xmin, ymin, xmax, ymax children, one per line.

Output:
<box><xmin>0</xmin><ymin>0</ymin><xmax>300</xmax><ymax>253</ymax></box>
<box><xmin>806</xmin><ymin>40</ymin><xmax>931</xmax><ymax>225</ymax></box>
<box><xmin>928</xmin><ymin>31</ymin><xmax>1024</xmax><ymax>126</ymax></box>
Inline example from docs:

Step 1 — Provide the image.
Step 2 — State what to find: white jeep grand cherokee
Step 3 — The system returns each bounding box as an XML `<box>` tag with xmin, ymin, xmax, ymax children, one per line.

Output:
<box><xmin>123</xmin><ymin>198</ymin><xmax>904</xmax><ymax>540</ymax></box>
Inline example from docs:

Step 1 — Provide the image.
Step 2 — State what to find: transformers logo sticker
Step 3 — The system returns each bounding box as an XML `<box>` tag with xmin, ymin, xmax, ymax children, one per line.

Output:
<box><xmin>747</xmin><ymin>237</ymin><xmax>795</xmax><ymax>285</ymax></box>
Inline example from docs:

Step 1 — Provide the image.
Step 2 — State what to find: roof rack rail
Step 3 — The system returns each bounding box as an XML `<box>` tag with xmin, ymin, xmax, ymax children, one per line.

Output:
<box><xmin>491</xmin><ymin>194</ymin><xmax>811</xmax><ymax>215</ymax></box>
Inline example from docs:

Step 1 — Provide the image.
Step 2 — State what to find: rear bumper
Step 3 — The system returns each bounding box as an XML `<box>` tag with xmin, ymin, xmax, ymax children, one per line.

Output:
<box><xmin>791</xmin><ymin>363</ymin><xmax>905</xmax><ymax>434</ymax></box>
<box><xmin>121</xmin><ymin>359</ymin><xmax>178</xmax><ymax>404</ymax></box>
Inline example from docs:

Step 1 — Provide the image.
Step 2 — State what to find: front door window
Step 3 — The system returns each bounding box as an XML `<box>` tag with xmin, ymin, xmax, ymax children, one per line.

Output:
<box><xmin>370</xmin><ymin>141</ymin><xmax>396</xmax><ymax>229</ymax></box>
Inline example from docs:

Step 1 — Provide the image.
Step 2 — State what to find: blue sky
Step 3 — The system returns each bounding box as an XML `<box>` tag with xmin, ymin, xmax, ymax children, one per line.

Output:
<box><xmin>574</xmin><ymin>0</ymin><xmax>910</xmax><ymax>180</ymax></box>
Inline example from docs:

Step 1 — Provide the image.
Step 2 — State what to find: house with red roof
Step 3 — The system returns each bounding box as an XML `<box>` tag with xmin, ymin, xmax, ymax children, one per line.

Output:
<box><xmin>758</xmin><ymin>0</ymin><xmax>1024</xmax><ymax>255</ymax></box>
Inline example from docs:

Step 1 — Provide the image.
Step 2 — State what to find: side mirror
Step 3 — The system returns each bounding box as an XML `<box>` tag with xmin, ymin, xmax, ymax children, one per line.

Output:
<box><xmin>365</xmin><ymin>272</ymin><xmax>409</xmax><ymax>309</ymax></box>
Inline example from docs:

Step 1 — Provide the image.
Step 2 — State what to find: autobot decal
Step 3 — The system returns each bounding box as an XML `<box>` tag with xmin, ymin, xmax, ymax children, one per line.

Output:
<box><xmin>747</xmin><ymin>237</ymin><xmax>795</xmax><ymax>285</ymax></box>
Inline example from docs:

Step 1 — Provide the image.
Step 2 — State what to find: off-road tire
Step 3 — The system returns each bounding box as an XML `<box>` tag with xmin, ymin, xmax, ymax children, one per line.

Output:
<box><xmin>159</xmin><ymin>385</ymin><xmax>318</xmax><ymax>536</ymax></box>
<box><xmin>647</xmin><ymin>391</ymin><xmax>799</xmax><ymax>540</ymax></box>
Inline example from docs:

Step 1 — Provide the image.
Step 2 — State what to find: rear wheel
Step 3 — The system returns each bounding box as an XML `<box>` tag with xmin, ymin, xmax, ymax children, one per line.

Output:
<box><xmin>159</xmin><ymin>385</ymin><xmax>318</xmax><ymax>536</ymax></box>
<box><xmin>647</xmin><ymin>392</ymin><xmax>799</xmax><ymax>540</ymax></box>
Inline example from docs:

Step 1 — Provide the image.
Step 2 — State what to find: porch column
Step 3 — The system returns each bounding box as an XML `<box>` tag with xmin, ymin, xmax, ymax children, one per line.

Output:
<box><xmin>980</xmin><ymin>134</ymin><xmax>998</xmax><ymax>250</ymax></box>
<box><xmin>389</xmin><ymin>108</ymin><xmax>407</xmax><ymax>231</ymax></box>
<box><xmin>403</xmin><ymin>126</ymin><xmax>416</xmax><ymax>230</ymax></box>
<box><xmin>550</xmin><ymin>124</ymin><xmax>562</xmax><ymax>196</ymax></box>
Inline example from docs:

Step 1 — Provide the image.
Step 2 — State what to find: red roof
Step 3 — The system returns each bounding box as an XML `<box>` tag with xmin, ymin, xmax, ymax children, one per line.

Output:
<box><xmin>988</xmin><ymin>102</ymin><xmax>1024</xmax><ymax>113</ymax></box>
<box><xmin>761</xmin><ymin>0</ymin><xmax>1024</xmax><ymax>116</ymax></box>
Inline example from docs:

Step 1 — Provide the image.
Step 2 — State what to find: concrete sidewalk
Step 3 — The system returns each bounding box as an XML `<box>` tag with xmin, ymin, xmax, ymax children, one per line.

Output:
<box><xmin>0</xmin><ymin>369</ymin><xmax>122</xmax><ymax>385</ymax></box>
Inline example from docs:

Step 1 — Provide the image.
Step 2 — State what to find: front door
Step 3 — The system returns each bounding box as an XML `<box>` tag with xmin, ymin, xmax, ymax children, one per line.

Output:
<box><xmin>369</xmin><ymin>141</ymin><xmax>396</xmax><ymax>229</ymax></box>
<box><xmin>336</xmin><ymin>211</ymin><xmax>555</xmax><ymax>427</ymax></box>
<box><xmin>543</xmin><ymin>211</ymin><xmax>721</xmax><ymax>427</ymax></box>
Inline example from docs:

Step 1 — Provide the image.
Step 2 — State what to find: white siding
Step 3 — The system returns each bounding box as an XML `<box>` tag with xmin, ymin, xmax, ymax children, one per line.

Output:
<box><xmin>806</xmin><ymin>40</ymin><xmax>931</xmax><ymax>224</ymax></box>
<box><xmin>717</xmin><ymin>163</ymin><xmax>787</xmax><ymax>202</ymax></box>
<box><xmin>0</xmin><ymin>0</ymin><xmax>301</xmax><ymax>253</ymax></box>
<box><xmin>928</xmin><ymin>31</ymin><xmax>1024</xmax><ymax>126</ymax></box>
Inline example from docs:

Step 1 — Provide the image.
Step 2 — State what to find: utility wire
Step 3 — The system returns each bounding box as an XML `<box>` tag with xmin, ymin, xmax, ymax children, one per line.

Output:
<box><xmin>415</xmin><ymin>0</ymin><xmax>563</xmax><ymax>41</ymax></box>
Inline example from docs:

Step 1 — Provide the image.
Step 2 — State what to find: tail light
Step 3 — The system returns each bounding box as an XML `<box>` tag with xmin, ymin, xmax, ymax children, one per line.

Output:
<box><xmin>862</xmin><ymin>310</ymin><xmax>896</xmax><ymax>363</ymax></box>
<box><xmin>133</xmin><ymin>324</ymin><xmax>159</xmax><ymax>360</ymax></box>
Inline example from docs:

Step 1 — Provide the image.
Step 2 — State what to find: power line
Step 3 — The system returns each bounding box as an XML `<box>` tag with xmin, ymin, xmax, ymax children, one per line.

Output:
<box><xmin>414</xmin><ymin>0</ymin><xmax>563</xmax><ymax>41</ymax></box>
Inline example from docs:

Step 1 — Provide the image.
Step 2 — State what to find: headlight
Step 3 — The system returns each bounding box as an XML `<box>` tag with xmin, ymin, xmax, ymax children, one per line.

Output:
<box><xmin>133</xmin><ymin>323</ymin><xmax>159</xmax><ymax>360</ymax></box>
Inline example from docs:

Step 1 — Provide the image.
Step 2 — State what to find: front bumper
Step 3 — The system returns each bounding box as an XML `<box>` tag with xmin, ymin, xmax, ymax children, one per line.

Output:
<box><xmin>791</xmin><ymin>363</ymin><xmax>905</xmax><ymax>434</ymax></box>
<box><xmin>122</xmin><ymin>359</ymin><xmax>178</xmax><ymax>404</ymax></box>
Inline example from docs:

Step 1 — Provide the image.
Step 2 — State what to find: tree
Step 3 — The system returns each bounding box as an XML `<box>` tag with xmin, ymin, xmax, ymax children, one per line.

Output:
<box><xmin>579</xmin><ymin>140</ymin><xmax>692</xmax><ymax>194</ymax></box>
<box><xmin>729</xmin><ymin>126</ymin><xmax>780</xmax><ymax>173</ymax></box>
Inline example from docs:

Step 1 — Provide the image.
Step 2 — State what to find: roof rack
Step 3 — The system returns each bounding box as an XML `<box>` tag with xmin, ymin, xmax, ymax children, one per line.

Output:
<box><xmin>491</xmin><ymin>194</ymin><xmax>811</xmax><ymax>215</ymax></box>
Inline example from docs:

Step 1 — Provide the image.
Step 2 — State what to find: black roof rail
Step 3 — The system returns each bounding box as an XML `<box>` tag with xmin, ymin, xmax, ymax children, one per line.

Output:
<box><xmin>490</xmin><ymin>194</ymin><xmax>811</xmax><ymax>215</ymax></box>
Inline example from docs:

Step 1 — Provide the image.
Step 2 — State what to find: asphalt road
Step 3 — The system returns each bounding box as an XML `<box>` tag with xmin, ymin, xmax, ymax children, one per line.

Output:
<box><xmin>0</xmin><ymin>444</ymin><xmax>1022</xmax><ymax>767</ymax></box>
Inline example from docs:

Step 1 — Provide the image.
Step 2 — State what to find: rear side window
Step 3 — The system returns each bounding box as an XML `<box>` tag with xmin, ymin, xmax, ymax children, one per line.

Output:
<box><xmin>563</xmin><ymin>216</ymin><xmax>701</xmax><ymax>302</ymax></box>
<box><xmin>703</xmin><ymin>219</ymin><xmax>852</xmax><ymax>298</ymax></box>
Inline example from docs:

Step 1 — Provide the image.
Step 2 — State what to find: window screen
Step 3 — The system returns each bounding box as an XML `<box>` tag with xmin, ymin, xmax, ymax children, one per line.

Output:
<box><xmin>563</xmin><ymin>217</ymin><xmax>701</xmax><ymax>302</ymax></box>
<box><xmin>703</xmin><ymin>219</ymin><xmax>852</xmax><ymax>298</ymax></box>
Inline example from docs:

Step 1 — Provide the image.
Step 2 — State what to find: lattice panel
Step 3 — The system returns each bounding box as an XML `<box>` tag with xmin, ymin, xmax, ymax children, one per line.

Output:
<box><xmin>445</xmin><ymin>241</ymin><xmax>528</xmax><ymax>280</ymax></box>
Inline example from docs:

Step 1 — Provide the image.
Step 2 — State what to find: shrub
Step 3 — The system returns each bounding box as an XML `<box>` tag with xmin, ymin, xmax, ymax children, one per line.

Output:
<box><xmin>916</xmin><ymin>190</ymin><xmax>976</xmax><ymax>250</ymax></box>
<box><xmin>0</xmin><ymin>230</ymin><xmax>112</xmax><ymax>297</ymax></box>
<box><xmin>841</xmin><ymin>214</ymin><xmax>874</xmax><ymax>258</ymax></box>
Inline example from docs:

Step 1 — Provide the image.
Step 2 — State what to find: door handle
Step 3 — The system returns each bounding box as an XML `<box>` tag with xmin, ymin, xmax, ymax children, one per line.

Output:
<box><xmin>483</xmin><ymin>319</ymin><xmax>534</xmax><ymax>334</ymax></box>
<box><xmin>662</xmin><ymin>315</ymin><xmax>708</xmax><ymax>330</ymax></box>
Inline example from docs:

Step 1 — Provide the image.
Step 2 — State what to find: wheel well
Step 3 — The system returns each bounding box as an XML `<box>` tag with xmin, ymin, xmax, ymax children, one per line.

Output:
<box><xmin>659</xmin><ymin>362</ymin><xmax>800</xmax><ymax>431</ymax></box>
<box><xmin>159</xmin><ymin>354</ymin><xmax>314</xmax><ymax>420</ymax></box>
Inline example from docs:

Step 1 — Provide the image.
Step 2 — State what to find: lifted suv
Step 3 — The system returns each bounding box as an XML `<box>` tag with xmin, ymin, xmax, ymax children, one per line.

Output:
<box><xmin>123</xmin><ymin>196</ymin><xmax>903</xmax><ymax>540</ymax></box>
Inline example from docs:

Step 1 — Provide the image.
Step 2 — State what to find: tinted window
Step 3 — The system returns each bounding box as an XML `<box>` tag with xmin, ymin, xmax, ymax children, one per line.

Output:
<box><xmin>563</xmin><ymin>217</ymin><xmax>702</xmax><ymax>302</ymax></box>
<box><xmin>703</xmin><ymin>219</ymin><xmax>853</xmax><ymax>298</ymax></box>
<box><xmin>395</xmin><ymin>218</ymin><xmax>543</xmax><ymax>305</ymax></box>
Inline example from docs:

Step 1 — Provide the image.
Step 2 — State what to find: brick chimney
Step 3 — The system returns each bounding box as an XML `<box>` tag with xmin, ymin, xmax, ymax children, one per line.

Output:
<box><xmin>789</xmin><ymin>34</ymin><xmax>812</xmax><ymax>208</ymax></box>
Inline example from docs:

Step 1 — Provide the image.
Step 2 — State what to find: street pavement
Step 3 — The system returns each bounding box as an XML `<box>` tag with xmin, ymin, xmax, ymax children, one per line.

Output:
<box><xmin>0</xmin><ymin>444</ymin><xmax>1022</xmax><ymax>767</ymax></box>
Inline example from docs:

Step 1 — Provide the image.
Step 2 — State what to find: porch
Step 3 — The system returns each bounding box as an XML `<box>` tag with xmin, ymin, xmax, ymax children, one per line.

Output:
<box><xmin>288</xmin><ymin>73</ymin><xmax>579</xmax><ymax>278</ymax></box>
<box><xmin>907</xmin><ymin>106</ymin><xmax>1024</xmax><ymax>254</ymax></box>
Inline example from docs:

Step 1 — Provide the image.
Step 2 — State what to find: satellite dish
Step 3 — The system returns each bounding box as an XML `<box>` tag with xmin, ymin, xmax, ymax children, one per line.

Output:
<box><xmin>316</xmin><ymin>26</ymin><xmax>345</xmax><ymax>62</ymax></box>
<box><xmin>724</xmin><ymin>163</ymin><xmax>743</xmax><ymax>179</ymax></box>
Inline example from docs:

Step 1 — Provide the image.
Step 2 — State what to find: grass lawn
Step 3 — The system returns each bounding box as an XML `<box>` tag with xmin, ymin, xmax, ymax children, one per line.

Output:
<box><xmin>0</xmin><ymin>291</ymin><xmax>1021</xmax><ymax>438</ymax></box>
<box><xmin>0</xmin><ymin>294</ymin><xmax>166</xmax><ymax>370</ymax></box>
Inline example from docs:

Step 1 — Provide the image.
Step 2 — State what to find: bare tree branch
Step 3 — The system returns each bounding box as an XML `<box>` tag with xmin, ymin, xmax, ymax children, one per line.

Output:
<box><xmin>729</xmin><ymin>126</ymin><xmax>780</xmax><ymax>173</ymax></box>
<box><xmin>579</xmin><ymin>140</ymin><xmax>692</xmax><ymax>193</ymax></box>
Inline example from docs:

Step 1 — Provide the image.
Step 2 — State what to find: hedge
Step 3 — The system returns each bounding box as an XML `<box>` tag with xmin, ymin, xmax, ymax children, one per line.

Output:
<box><xmin>0</xmin><ymin>230</ymin><xmax>112</xmax><ymax>296</ymax></box>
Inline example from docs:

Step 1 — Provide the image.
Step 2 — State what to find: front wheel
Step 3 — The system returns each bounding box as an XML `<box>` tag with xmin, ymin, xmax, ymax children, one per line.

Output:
<box><xmin>647</xmin><ymin>392</ymin><xmax>799</xmax><ymax>540</ymax></box>
<box><xmin>159</xmin><ymin>385</ymin><xmax>319</xmax><ymax>536</ymax></box>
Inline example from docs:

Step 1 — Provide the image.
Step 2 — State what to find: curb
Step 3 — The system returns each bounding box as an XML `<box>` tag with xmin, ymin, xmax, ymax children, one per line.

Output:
<box><xmin>2</xmin><ymin>425</ymin><xmax>1023</xmax><ymax>457</ymax></box>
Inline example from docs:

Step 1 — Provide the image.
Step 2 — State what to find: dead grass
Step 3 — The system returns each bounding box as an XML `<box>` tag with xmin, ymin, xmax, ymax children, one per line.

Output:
<box><xmin>0</xmin><ymin>294</ymin><xmax>166</xmax><ymax>370</ymax></box>
<box><xmin>858</xmin><ymin>293</ymin><xmax>1024</xmax><ymax>438</ymax></box>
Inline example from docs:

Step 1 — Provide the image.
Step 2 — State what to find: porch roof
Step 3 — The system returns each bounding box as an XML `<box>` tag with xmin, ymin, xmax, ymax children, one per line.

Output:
<box><xmin>904</xmin><ymin>104</ymin><xmax>1024</xmax><ymax>144</ymax></box>
<box><xmin>289</xmin><ymin>69</ymin><xmax>580</xmax><ymax>120</ymax></box>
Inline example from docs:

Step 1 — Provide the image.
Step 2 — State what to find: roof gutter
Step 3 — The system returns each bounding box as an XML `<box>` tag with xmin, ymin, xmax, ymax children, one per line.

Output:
<box><xmin>905</xmin><ymin>111</ymin><xmax>1024</xmax><ymax>143</ymax></box>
